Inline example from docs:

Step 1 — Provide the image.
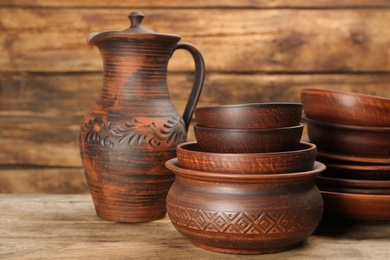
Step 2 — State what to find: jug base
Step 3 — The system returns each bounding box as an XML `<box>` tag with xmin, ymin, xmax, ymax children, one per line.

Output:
<box><xmin>95</xmin><ymin>207</ymin><xmax>167</xmax><ymax>223</ymax></box>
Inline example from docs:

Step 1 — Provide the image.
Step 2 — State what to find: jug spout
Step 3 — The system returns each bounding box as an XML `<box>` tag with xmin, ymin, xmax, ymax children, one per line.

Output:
<box><xmin>87</xmin><ymin>32</ymin><xmax>99</xmax><ymax>44</ymax></box>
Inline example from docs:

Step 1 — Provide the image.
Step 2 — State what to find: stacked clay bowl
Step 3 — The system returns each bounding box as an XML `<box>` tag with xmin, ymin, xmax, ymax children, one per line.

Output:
<box><xmin>165</xmin><ymin>103</ymin><xmax>327</xmax><ymax>255</ymax></box>
<box><xmin>301</xmin><ymin>88</ymin><xmax>390</xmax><ymax>221</ymax></box>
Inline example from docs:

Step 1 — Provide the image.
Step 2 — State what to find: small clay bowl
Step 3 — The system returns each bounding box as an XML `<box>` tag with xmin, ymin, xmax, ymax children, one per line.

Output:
<box><xmin>166</xmin><ymin>158</ymin><xmax>325</xmax><ymax>254</ymax></box>
<box><xmin>194</xmin><ymin>102</ymin><xmax>303</xmax><ymax>129</ymax></box>
<box><xmin>304</xmin><ymin>115</ymin><xmax>390</xmax><ymax>158</ymax></box>
<box><xmin>301</xmin><ymin>88</ymin><xmax>390</xmax><ymax>127</ymax></box>
<box><xmin>194</xmin><ymin>124</ymin><xmax>303</xmax><ymax>153</ymax></box>
<box><xmin>317</xmin><ymin>160</ymin><xmax>390</xmax><ymax>180</ymax></box>
<box><xmin>320</xmin><ymin>191</ymin><xmax>390</xmax><ymax>221</ymax></box>
<box><xmin>176</xmin><ymin>141</ymin><xmax>316</xmax><ymax>174</ymax></box>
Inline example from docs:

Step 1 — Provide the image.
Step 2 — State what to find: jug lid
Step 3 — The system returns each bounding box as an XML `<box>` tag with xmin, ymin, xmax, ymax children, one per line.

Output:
<box><xmin>87</xmin><ymin>11</ymin><xmax>181</xmax><ymax>44</ymax></box>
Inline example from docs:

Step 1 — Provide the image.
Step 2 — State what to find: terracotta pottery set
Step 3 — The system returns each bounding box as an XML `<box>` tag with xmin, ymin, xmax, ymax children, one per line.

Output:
<box><xmin>78</xmin><ymin>10</ymin><xmax>388</xmax><ymax>255</ymax></box>
<box><xmin>302</xmin><ymin>88</ymin><xmax>390</xmax><ymax>221</ymax></box>
<box><xmin>79</xmin><ymin>11</ymin><xmax>205</xmax><ymax>223</ymax></box>
<box><xmin>165</xmin><ymin>103</ymin><xmax>326</xmax><ymax>254</ymax></box>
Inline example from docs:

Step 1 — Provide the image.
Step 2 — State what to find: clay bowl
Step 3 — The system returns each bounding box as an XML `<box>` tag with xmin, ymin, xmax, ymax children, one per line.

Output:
<box><xmin>304</xmin><ymin>115</ymin><xmax>390</xmax><ymax>158</ymax></box>
<box><xmin>194</xmin><ymin>124</ymin><xmax>303</xmax><ymax>153</ymax></box>
<box><xmin>301</xmin><ymin>88</ymin><xmax>390</xmax><ymax>127</ymax></box>
<box><xmin>317</xmin><ymin>159</ymin><xmax>390</xmax><ymax>180</ymax></box>
<box><xmin>166</xmin><ymin>158</ymin><xmax>325</xmax><ymax>254</ymax></box>
<box><xmin>320</xmin><ymin>191</ymin><xmax>390</xmax><ymax>221</ymax></box>
<box><xmin>176</xmin><ymin>141</ymin><xmax>316</xmax><ymax>174</ymax></box>
<box><xmin>194</xmin><ymin>102</ymin><xmax>303</xmax><ymax>129</ymax></box>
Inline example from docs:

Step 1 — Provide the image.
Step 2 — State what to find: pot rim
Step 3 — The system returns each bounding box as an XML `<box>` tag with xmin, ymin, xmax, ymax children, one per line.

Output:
<box><xmin>165</xmin><ymin>158</ymin><xmax>326</xmax><ymax>182</ymax></box>
<box><xmin>177</xmin><ymin>141</ymin><xmax>316</xmax><ymax>157</ymax></box>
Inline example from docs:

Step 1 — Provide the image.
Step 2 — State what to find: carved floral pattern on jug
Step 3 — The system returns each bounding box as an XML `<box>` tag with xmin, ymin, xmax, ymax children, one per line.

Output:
<box><xmin>81</xmin><ymin>116</ymin><xmax>186</xmax><ymax>148</ymax></box>
<box><xmin>167</xmin><ymin>202</ymin><xmax>323</xmax><ymax>235</ymax></box>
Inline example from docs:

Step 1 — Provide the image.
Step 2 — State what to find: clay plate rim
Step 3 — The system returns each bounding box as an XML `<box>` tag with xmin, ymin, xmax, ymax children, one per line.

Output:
<box><xmin>316</xmin><ymin>150</ymin><xmax>390</xmax><ymax>164</ymax></box>
<box><xmin>302</xmin><ymin>114</ymin><xmax>390</xmax><ymax>132</ymax></box>
<box><xmin>315</xmin><ymin>174</ymin><xmax>390</xmax><ymax>189</ymax></box>
<box><xmin>320</xmin><ymin>190</ymin><xmax>390</xmax><ymax>221</ymax></box>
<box><xmin>324</xmin><ymin>162</ymin><xmax>390</xmax><ymax>171</ymax></box>
<box><xmin>317</xmin><ymin>185</ymin><xmax>390</xmax><ymax>195</ymax></box>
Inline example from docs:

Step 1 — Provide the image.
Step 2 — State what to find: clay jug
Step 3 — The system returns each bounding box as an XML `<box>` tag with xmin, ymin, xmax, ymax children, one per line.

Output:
<box><xmin>79</xmin><ymin>11</ymin><xmax>205</xmax><ymax>223</ymax></box>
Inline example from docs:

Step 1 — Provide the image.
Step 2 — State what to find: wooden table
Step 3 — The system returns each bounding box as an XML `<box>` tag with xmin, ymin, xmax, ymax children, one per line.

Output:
<box><xmin>1</xmin><ymin>194</ymin><xmax>389</xmax><ymax>259</ymax></box>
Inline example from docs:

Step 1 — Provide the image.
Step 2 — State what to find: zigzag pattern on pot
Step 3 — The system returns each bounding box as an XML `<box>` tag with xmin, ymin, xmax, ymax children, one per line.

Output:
<box><xmin>167</xmin><ymin>202</ymin><xmax>323</xmax><ymax>235</ymax></box>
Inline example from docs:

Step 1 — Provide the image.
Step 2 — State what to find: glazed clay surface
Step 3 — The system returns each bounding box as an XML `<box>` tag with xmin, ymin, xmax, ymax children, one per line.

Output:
<box><xmin>79</xmin><ymin>11</ymin><xmax>204</xmax><ymax>222</ymax></box>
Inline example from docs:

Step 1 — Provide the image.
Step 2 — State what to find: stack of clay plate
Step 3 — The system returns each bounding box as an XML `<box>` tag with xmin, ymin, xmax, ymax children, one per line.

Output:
<box><xmin>301</xmin><ymin>88</ymin><xmax>390</xmax><ymax>221</ymax></box>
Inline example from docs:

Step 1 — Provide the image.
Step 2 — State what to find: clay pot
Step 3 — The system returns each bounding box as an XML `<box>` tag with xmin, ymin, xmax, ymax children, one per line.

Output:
<box><xmin>320</xmin><ymin>191</ymin><xmax>390</xmax><ymax>221</ymax></box>
<box><xmin>301</xmin><ymin>88</ymin><xmax>390</xmax><ymax>127</ymax></box>
<box><xmin>177</xmin><ymin>141</ymin><xmax>316</xmax><ymax>174</ymax></box>
<box><xmin>304</xmin><ymin>116</ymin><xmax>390</xmax><ymax>158</ymax></box>
<box><xmin>194</xmin><ymin>102</ymin><xmax>302</xmax><ymax>129</ymax></box>
<box><xmin>194</xmin><ymin>124</ymin><xmax>303</xmax><ymax>153</ymax></box>
<box><xmin>165</xmin><ymin>158</ymin><xmax>325</xmax><ymax>254</ymax></box>
<box><xmin>79</xmin><ymin>11</ymin><xmax>205</xmax><ymax>222</ymax></box>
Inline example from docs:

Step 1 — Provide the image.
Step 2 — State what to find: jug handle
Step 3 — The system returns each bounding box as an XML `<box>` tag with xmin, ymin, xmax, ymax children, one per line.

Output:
<box><xmin>174</xmin><ymin>42</ymin><xmax>205</xmax><ymax>132</ymax></box>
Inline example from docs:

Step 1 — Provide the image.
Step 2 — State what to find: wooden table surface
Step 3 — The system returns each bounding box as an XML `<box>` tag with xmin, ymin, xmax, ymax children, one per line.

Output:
<box><xmin>1</xmin><ymin>194</ymin><xmax>389</xmax><ymax>259</ymax></box>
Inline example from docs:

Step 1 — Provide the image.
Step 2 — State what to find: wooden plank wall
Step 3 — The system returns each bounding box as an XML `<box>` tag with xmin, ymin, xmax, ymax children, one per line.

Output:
<box><xmin>0</xmin><ymin>1</ymin><xmax>389</xmax><ymax>193</ymax></box>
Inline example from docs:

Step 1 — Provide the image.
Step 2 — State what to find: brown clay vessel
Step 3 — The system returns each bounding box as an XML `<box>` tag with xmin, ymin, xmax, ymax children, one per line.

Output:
<box><xmin>304</xmin><ymin>116</ymin><xmax>390</xmax><ymax>158</ymax></box>
<box><xmin>79</xmin><ymin>11</ymin><xmax>205</xmax><ymax>222</ymax></box>
<box><xmin>318</xmin><ymin>160</ymin><xmax>390</xmax><ymax>180</ymax></box>
<box><xmin>320</xmin><ymin>191</ymin><xmax>390</xmax><ymax>221</ymax></box>
<box><xmin>317</xmin><ymin>150</ymin><xmax>390</xmax><ymax>164</ymax></box>
<box><xmin>317</xmin><ymin>185</ymin><xmax>390</xmax><ymax>195</ymax></box>
<box><xmin>165</xmin><ymin>158</ymin><xmax>325</xmax><ymax>254</ymax></box>
<box><xmin>177</xmin><ymin>141</ymin><xmax>316</xmax><ymax>174</ymax></box>
<box><xmin>194</xmin><ymin>102</ymin><xmax>302</xmax><ymax>129</ymax></box>
<box><xmin>194</xmin><ymin>124</ymin><xmax>303</xmax><ymax>153</ymax></box>
<box><xmin>301</xmin><ymin>88</ymin><xmax>390</xmax><ymax>127</ymax></box>
<box><xmin>315</xmin><ymin>174</ymin><xmax>390</xmax><ymax>189</ymax></box>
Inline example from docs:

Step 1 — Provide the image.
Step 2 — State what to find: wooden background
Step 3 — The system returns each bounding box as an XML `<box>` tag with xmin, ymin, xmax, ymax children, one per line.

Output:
<box><xmin>1</xmin><ymin>0</ymin><xmax>389</xmax><ymax>193</ymax></box>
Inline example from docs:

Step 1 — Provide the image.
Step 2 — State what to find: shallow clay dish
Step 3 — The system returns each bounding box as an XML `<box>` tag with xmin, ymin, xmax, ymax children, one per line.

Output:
<box><xmin>301</xmin><ymin>88</ymin><xmax>390</xmax><ymax>127</ymax></box>
<box><xmin>166</xmin><ymin>158</ymin><xmax>325</xmax><ymax>254</ymax></box>
<box><xmin>315</xmin><ymin>174</ymin><xmax>390</xmax><ymax>190</ymax></box>
<box><xmin>317</xmin><ymin>185</ymin><xmax>390</xmax><ymax>195</ymax></box>
<box><xmin>318</xmin><ymin>161</ymin><xmax>390</xmax><ymax>180</ymax></box>
<box><xmin>177</xmin><ymin>141</ymin><xmax>316</xmax><ymax>174</ymax></box>
<box><xmin>320</xmin><ymin>191</ymin><xmax>390</xmax><ymax>221</ymax></box>
<box><xmin>304</xmin><ymin>116</ymin><xmax>390</xmax><ymax>158</ymax></box>
<box><xmin>194</xmin><ymin>124</ymin><xmax>303</xmax><ymax>153</ymax></box>
<box><xmin>194</xmin><ymin>102</ymin><xmax>302</xmax><ymax>129</ymax></box>
<box><xmin>317</xmin><ymin>150</ymin><xmax>390</xmax><ymax>164</ymax></box>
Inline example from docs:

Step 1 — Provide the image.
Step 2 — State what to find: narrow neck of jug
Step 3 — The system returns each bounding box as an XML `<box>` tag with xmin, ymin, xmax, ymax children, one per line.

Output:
<box><xmin>95</xmin><ymin>39</ymin><xmax>177</xmax><ymax>109</ymax></box>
